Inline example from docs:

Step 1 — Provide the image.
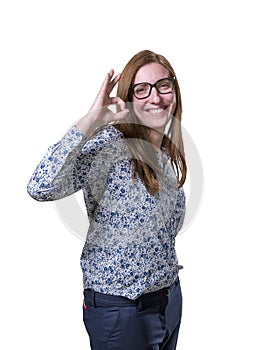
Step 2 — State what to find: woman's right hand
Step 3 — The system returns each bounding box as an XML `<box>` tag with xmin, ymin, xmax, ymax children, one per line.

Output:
<box><xmin>76</xmin><ymin>70</ymin><xmax>129</xmax><ymax>135</ymax></box>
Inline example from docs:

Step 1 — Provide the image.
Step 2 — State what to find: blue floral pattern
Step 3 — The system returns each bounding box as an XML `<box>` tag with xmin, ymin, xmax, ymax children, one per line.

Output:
<box><xmin>27</xmin><ymin>125</ymin><xmax>186</xmax><ymax>299</ymax></box>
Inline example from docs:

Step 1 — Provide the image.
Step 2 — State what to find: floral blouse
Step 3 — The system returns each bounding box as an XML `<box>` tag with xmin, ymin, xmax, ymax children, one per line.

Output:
<box><xmin>27</xmin><ymin>124</ymin><xmax>186</xmax><ymax>300</ymax></box>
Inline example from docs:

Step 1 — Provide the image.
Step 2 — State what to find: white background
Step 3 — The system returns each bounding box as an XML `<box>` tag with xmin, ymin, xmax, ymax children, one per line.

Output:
<box><xmin>1</xmin><ymin>0</ymin><xmax>256</xmax><ymax>349</ymax></box>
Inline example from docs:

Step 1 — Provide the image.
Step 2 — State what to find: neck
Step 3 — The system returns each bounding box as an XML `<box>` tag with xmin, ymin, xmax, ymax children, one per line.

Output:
<box><xmin>149</xmin><ymin>129</ymin><xmax>164</xmax><ymax>150</ymax></box>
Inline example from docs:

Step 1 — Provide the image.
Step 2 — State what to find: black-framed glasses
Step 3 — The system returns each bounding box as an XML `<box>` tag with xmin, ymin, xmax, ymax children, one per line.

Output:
<box><xmin>130</xmin><ymin>77</ymin><xmax>176</xmax><ymax>100</ymax></box>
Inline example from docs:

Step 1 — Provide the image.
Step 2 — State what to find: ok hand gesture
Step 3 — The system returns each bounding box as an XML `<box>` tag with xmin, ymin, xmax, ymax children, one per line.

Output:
<box><xmin>76</xmin><ymin>70</ymin><xmax>129</xmax><ymax>135</ymax></box>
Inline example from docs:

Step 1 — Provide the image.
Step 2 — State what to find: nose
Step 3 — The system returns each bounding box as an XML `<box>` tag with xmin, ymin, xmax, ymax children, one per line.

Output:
<box><xmin>148</xmin><ymin>86</ymin><xmax>161</xmax><ymax>103</ymax></box>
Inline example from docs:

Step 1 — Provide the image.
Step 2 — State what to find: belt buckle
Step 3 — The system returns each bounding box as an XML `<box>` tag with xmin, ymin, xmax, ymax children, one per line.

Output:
<box><xmin>160</xmin><ymin>288</ymin><xmax>169</xmax><ymax>297</ymax></box>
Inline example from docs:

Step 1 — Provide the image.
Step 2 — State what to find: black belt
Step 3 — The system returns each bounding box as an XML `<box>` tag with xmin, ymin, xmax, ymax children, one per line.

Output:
<box><xmin>83</xmin><ymin>277</ymin><xmax>179</xmax><ymax>308</ymax></box>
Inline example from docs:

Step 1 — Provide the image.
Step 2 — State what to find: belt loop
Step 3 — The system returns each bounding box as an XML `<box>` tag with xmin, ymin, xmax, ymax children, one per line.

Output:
<box><xmin>91</xmin><ymin>290</ymin><xmax>96</xmax><ymax>308</ymax></box>
<box><xmin>137</xmin><ymin>297</ymin><xmax>143</xmax><ymax>311</ymax></box>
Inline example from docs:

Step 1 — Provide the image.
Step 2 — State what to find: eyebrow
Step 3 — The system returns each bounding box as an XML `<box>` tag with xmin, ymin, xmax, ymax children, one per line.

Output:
<box><xmin>132</xmin><ymin>76</ymin><xmax>171</xmax><ymax>84</ymax></box>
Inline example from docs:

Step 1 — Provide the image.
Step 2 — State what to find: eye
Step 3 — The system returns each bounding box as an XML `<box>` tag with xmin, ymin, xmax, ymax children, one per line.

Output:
<box><xmin>157</xmin><ymin>79</ymin><xmax>174</xmax><ymax>92</ymax></box>
<box><xmin>134</xmin><ymin>84</ymin><xmax>149</xmax><ymax>95</ymax></box>
<box><xmin>160</xmin><ymin>83</ymin><xmax>169</xmax><ymax>88</ymax></box>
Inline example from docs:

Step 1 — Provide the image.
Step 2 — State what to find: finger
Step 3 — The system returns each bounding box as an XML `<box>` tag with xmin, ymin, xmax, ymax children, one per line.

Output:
<box><xmin>107</xmin><ymin>68</ymin><xmax>114</xmax><ymax>82</ymax></box>
<box><xmin>100</xmin><ymin>70</ymin><xmax>122</xmax><ymax>96</ymax></box>
<box><xmin>97</xmin><ymin>71</ymin><xmax>113</xmax><ymax>97</ymax></box>
<box><xmin>102</xmin><ymin>68</ymin><xmax>117</xmax><ymax>87</ymax></box>
<box><xmin>110</xmin><ymin>72</ymin><xmax>121</xmax><ymax>85</ymax></box>
<box><xmin>98</xmin><ymin>70</ymin><xmax>117</xmax><ymax>96</ymax></box>
<box><xmin>108</xmin><ymin>72</ymin><xmax>121</xmax><ymax>92</ymax></box>
<box><xmin>110</xmin><ymin>97</ymin><xmax>126</xmax><ymax>111</ymax></box>
<box><xmin>111</xmin><ymin>108</ymin><xmax>129</xmax><ymax>121</ymax></box>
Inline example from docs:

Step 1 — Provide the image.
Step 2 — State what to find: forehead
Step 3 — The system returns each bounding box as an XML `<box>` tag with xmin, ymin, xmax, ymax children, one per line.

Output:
<box><xmin>134</xmin><ymin>62</ymin><xmax>169</xmax><ymax>84</ymax></box>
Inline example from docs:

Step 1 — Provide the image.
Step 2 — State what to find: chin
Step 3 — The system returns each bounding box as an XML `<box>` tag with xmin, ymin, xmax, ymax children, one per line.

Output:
<box><xmin>137</xmin><ymin>114</ymin><xmax>169</xmax><ymax>131</ymax></box>
<box><xmin>149</xmin><ymin>118</ymin><xmax>168</xmax><ymax>130</ymax></box>
<box><xmin>148</xmin><ymin>123</ymin><xmax>166</xmax><ymax>133</ymax></box>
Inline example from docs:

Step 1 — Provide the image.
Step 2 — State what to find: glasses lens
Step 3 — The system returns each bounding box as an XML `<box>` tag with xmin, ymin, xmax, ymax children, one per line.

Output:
<box><xmin>156</xmin><ymin>78</ymin><xmax>174</xmax><ymax>94</ymax></box>
<box><xmin>133</xmin><ymin>83</ymin><xmax>151</xmax><ymax>99</ymax></box>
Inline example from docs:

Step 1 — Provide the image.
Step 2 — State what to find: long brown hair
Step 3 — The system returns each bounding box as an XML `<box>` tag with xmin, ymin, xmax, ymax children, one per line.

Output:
<box><xmin>114</xmin><ymin>50</ymin><xmax>187</xmax><ymax>195</ymax></box>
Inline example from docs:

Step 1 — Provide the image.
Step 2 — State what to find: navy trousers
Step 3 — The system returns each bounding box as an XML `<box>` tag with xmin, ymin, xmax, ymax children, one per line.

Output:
<box><xmin>83</xmin><ymin>278</ymin><xmax>182</xmax><ymax>350</ymax></box>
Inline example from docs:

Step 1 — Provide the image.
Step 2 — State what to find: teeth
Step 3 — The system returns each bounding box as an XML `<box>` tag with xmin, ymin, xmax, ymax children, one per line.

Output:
<box><xmin>147</xmin><ymin>108</ymin><xmax>164</xmax><ymax>114</ymax></box>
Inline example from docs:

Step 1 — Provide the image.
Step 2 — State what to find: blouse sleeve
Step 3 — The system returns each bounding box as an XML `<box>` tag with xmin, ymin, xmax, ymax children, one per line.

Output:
<box><xmin>27</xmin><ymin>125</ymin><xmax>125</xmax><ymax>202</ymax></box>
<box><xmin>27</xmin><ymin>126</ymin><xmax>89</xmax><ymax>201</ymax></box>
<box><xmin>173</xmin><ymin>188</ymin><xmax>186</xmax><ymax>236</ymax></box>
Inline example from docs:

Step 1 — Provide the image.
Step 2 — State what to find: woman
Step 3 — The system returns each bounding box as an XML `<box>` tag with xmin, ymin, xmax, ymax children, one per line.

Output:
<box><xmin>27</xmin><ymin>50</ymin><xmax>187</xmax><ymax>350</ymax></box>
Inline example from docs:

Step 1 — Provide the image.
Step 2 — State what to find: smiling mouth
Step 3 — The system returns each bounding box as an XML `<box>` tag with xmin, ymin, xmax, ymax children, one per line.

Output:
<box><xmin>145</xmin><ymin>107</ymin><xmax>167</xmax><ymax>114</ymax></box>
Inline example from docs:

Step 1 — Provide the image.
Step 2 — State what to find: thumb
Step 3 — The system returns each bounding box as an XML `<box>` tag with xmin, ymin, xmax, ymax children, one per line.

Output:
<box><xmin>112</xmin><ymin>108</ymin><xmax>129</xmax><ymax>121</ymax></box>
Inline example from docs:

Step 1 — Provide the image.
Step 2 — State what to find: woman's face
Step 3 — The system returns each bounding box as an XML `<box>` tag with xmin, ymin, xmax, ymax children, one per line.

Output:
<box><xmin>131</xmin><ymin>62</ymin><xmax>176</xmax><ymax>133</ymax></box>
